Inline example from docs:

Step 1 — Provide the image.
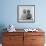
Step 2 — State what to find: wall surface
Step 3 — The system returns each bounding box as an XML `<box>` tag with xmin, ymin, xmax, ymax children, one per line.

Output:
<box><xmin>0</xmin><ymin>0</ymin><xmax>46</xmax><ymax>43</ymax></box>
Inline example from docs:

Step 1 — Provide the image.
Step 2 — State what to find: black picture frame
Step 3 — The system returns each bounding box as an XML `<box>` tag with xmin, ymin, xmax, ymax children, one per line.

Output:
<box><xmin>17</xmin><ymin>5</ymin><xmax>35</xmax><ymax>23</ymax></box>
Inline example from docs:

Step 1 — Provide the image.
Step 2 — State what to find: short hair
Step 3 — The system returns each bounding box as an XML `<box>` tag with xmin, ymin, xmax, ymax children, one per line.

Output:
<box><xmin>27</xmin><ymin>10</ymin><xmax>30</xmax><ymax>12</ymax></box>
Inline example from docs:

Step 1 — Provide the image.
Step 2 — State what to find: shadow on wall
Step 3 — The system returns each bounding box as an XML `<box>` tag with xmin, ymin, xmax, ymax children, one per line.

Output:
<box><xmin>0</xmin><ymin>24</ymin><xmax>7</xmax><ymax>43</ymax></box>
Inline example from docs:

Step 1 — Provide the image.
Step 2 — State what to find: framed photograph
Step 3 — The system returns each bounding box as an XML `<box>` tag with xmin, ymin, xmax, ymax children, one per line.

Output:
<box><xmin>17</xmin><ymin>5</ymin><xmax>35</xmax><ymax>23</ymax></box>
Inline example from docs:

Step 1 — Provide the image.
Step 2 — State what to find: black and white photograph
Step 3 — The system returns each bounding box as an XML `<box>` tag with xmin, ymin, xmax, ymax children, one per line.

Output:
<box><xmin>17</xmin><ymin>5</ymin><xmax>35</xmax><ymax>23</ymax></box>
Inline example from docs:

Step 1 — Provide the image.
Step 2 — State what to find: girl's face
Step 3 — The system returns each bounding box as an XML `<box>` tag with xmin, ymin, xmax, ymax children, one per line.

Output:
<box><xmin>23</xmin><ymin>9</ymin><xmax>26</xmax><ymax>14</ymax></box>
